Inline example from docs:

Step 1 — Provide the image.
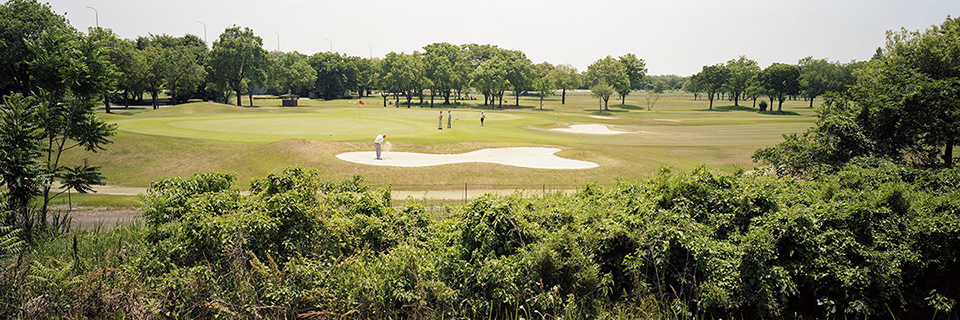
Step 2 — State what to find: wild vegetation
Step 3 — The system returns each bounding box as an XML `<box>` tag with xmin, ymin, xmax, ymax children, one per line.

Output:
<box><xmin>2</xmin><ymin>163</ymin><xmax>959</xmax><ymax>318</ymax></box>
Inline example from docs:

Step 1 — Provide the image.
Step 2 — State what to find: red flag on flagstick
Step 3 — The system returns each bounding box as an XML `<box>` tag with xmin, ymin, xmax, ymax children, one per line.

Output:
<box><xmin>359</xmin><ymin>100</ymin><xmax>364</xmax><ymax>105</ymax></box>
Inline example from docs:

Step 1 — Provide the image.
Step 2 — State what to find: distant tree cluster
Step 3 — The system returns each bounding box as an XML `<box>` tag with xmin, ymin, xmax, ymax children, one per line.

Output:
<box><xmin>684</xmin><ymin>56</ymin><xmax>861</xmax><ymax>111</ymax></box>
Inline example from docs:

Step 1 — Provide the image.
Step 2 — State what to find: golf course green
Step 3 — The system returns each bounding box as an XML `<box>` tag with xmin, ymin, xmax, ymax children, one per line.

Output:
<box><xmin>64</xmin><ymin>93</ymin><xmax>819</xmax><ymax>195</ymax></box>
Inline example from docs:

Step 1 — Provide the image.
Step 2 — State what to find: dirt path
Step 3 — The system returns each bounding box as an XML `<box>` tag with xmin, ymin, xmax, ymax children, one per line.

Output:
<box><xmin>54</xmin><ymin>206</ymin><xmax>142</xmax><ymax>231</ymax></box>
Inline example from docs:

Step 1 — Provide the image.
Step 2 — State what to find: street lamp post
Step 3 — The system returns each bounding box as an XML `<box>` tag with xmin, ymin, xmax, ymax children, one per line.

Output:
<box><xmin>270</xmin><ymin>31</ymin><xmax>280</xmax><ymax>51</ymax></box>
<box><xmin>85</xmin><ymin>6</ymin><xmax>98</xmax><ymax>27</ymax></box>
<box><xmin>323</xmin><ymin>38</ymin><xmax>332</xmax><ymax>52</ymax></box>
<box><xmin>364</xmin><ymin>43</ymin><xmax>372</xmax><ymax>59</ymax></box>
<box><xmin>196</xmin><ymin>21</ymin><xmax>207</xmax><ymax>46</ymax></box>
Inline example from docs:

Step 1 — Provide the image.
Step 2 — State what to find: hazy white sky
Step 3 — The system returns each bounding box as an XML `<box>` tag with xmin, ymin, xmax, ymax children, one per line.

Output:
<box><xmin>39</xmin><ymin>0</ymin><xmax>960</xmax><ymax>76</ymax></box>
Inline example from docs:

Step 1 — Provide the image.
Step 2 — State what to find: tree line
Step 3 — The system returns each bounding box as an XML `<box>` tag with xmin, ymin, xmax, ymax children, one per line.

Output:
<box><xmin>0</xmin><ymin>0</ymin><xmax>864</xmax><ymax>114</ymax></box>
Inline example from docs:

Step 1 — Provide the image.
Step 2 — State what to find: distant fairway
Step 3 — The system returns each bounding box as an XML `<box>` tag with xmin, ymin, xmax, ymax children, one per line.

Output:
<box><xmin>65</xmin><ymin>94</ymin><xmax>819</xmax><ymax>192</ymax></box>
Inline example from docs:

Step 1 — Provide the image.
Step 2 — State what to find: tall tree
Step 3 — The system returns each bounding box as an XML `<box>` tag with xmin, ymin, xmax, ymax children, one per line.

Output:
<box><xmin>423</xmin><ymin>42</ymin><xmax>460</xmax><ymax>105</ymax></box>
<box><xmin>161</xmin><ymin>46</ymin><xmax>206</xmax><ymax>104</ymax></box>
<box><xmin>270</xmin><ymin>51</ymin><xmax>316</xmax><ymax>96</ymax></box>
<box><xmin>472</xmin><ymin>55</ymin><xmax>510</xmax><ymax>108</ymax></box>
<box><xmin>207</xmin><ymin>26</ymin><xmax>267</xmax><ymax>106</ymax></box>
<box><xmin>618</xmin><ymin>53</ymin><xmax>648</xmax><ymax>105</ymax></box>
<box><xmin>724</xmin><ymin>56</ymin><xmax>760</xmax><ymax>107</ymax></box>
<box><xmin>504</xmin><ymin>50</ymin><xmax>534</xmax><ymax>107</ymax></box>
<box><xmin>590</xmin><ymin>81</ymin><xmax>614</xmax><ymax>112</ymax></box>
<box><xmin>757</xmin><ymin>63</ymin><xmax>801</xmax><ymax>112</ymax></box>
<box><xmin>683</xmin><ymin>74</ymin><xmax>703</xmax><ymax>100</ymax></box>
<box><xmin>2</xmin><ymin>23</ymin><xmax>117</xmax><ymax>237</ymax></box>
<box><xmin>0</xmin><ymin>0</ymin><xmax>71</xmax><ymax>96</ymax></box>
<box><xmin>697</xmin><ymin>64</ymin><xmax>729</xmax><ymax>110</ymax></box>
<box><xmin>547</xmin><ymin>64</ymin><xmax>581</xmax><ymax>105</ymax></box>
<box><xmin>532</xmin><ymin>76</ymin><xmax>555</xmax><ymax>110</ymax></box>
<box><xmin>798</xmin><ymin>57</ymin><xmax>852</xmax><ymax>108</ymax></box>
<box><xmin>586</xmin><ymin>56</ymin><xmax>628</xmax><ymax>111</ymax></box>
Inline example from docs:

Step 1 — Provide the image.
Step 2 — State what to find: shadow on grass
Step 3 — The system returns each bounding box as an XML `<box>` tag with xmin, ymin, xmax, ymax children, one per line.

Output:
<box><xmin>589</xmin><ymin>110</ymin><xmax>628</xmax><ymax>115</ymax></box>
<box><xmin>701</xmin><ymin>105</ymin><xmax>800</xmax><ymax>116</ymax></box>
<box><xmin>614</xmin><ymin>104</ymin><xmax>644</xmax><ymax>110</ymax></box>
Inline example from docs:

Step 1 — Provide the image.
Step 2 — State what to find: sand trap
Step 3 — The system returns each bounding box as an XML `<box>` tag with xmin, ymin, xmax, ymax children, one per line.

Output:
<box><xmin>590</xmin><ymin>115</ymin><xmax>616</xmax><ymax>119</ymax></box>
<box><xmin>551</xmin><ymin>124</ymin><xmax>629</xmax><ymax>135</ymax></box>
<box><xmin>336</xmin><ymin>147</ymin><xmax>598</xmax><ymax>169</ymax></box>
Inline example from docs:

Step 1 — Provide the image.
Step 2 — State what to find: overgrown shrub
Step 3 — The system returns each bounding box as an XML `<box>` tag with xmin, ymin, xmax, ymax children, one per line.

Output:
<box><xmin>7</xmin><ymin>165</ymin><xmax>960</xmax><ymax>319</ymax></box>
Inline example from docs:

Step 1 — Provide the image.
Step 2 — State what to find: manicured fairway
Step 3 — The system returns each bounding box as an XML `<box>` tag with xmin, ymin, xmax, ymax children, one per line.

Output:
<box><xmin>64</xmin><ymin>94</ymin><xmax>819</xmax><ymax>191</ymax></box>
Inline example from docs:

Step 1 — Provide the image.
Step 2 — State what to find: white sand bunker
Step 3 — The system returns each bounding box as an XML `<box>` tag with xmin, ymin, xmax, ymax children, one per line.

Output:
<box><xmin>336</xmin><ymin>147</ymin><xmax>598</xmax><ymax>169</ymax></box>
<box><xmin>590</xmin><ymin>115</ymin><xmax>616</xmax><ymax>119</ymax></box>
<box><xmin>551</xmin><ymin>124</ymin><xmax>629</xmax><ymax>135</ymax></box>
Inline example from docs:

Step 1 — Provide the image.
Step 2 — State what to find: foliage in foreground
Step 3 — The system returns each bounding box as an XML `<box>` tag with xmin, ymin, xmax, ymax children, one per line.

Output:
<box><xmin>2</xmin><ymin>165</ymin><xmax>960</xmax><ymax>319</ymax></box>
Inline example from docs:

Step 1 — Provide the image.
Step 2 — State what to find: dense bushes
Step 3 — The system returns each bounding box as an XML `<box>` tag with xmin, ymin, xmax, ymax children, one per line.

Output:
<box><xmin>3</xmin><ymin>164</ymin><xmax>960</xmax><ymax>318</ymax></box>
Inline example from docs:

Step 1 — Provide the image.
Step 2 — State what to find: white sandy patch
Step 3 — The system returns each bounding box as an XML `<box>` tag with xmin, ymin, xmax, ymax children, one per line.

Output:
<box><xmin>336</xmin><ymin>147</ymin><xmax>598</xmax><ymax>169</ymax></box>
<box><xmin>551</xmin><ymin>124</ymin><xmax>629</xmax><ymax>135</ymax></box>
<box><xmin>590</xmin><ymin>115</ymin><xmax>616</xmax><ymax>119</ymax></box>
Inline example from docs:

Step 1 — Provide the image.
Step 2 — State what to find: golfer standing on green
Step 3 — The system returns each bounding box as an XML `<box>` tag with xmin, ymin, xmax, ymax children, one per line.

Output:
<box><xmin>447</xmin><ymin>110</ymin><xmax>452</xmax><ymax>128</ymax></box>
<box><xmin>374</xmin><ymin>134</ymin><xmax>385</xmax><ymax>160</ymax></box>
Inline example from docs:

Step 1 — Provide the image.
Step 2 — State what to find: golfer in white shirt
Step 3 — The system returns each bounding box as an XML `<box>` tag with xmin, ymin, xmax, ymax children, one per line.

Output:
<box><xmin>374</xmin><ymin>134</ymin><xmax>385</xmax><ymax>160</ymax></box>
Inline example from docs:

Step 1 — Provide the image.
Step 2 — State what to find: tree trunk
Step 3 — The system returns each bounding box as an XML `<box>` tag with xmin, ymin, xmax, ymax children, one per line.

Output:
<box><xmin>430</xmin><ymin>91</ymin><xmax>434</xmax><ymax>108</ymax></box>
<box><xmin>562</xmin><ymin>88</ymin><xmax>567</xmax><ymax>104</ymax></box>
<box><xmin>809</xmin><ymin>96</ymin><xmax>814</xmax><ymax>108</ymax></box>
<box><xmin>123</xmin><ymin>90</ymin><xmax>130</xmax><ymax>108</ymax></box>
<box><xmin>515</xmin><ymin>92</ymin><xmax>519</xmax><ymax>107</ymax></box>
<box><xmin>236</xmin><ymin>91</ymin><xmax>242</xmax><ymax>106</ymax></box>
<box><xmin>945</xmin><ymin>138</ymin><xmax>954</xmax><ymax>167</ymax></box>
<box><xmin>778</xmin><ymin>97</ymin><xmax>784</xmax><ymax>112</ymax></box>
<box><xmin>733</xmin><ymin>93</ymin><xmax>739</xmax><ymax>107</ymax></box>
<box><xmin>539</xmin><ymin>97</ymin><xmax>544</xmax><ymax>110</ymax></box>
<box><xmin>249</xmin><ymin>92</ymin><xmax>254</xmax><ymax>107</ymax></box>
<box><xmin>104</xmin><ymin>93</ymin><xmax>111</xmax><ymax>113</ymax></box>
<box><xmin>708</xmin><ymin>95</ymin><xmax>714</xmax><ymax>110</ymax></box>
<box><xmin>604</xmin><ymin>98</ymin><xmax>608</xmax><ymax>111</ymax></box>
<box><xmin>152</xmin><ymin>91</ymin><xmax>159</xmax><ymax>110</ymax></box>
<box><xmin>752</xmin><ymin>97</ymin><xmax>757</xmax><ymax>108</ymax></box>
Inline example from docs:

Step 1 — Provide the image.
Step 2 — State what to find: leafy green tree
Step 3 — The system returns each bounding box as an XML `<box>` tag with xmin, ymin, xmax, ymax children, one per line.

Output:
<box><xmin>0</xmin><ymin>0</ymin><xmax>71</xmax><ymax>96</ymax></box>
<box><xmin>140</xmin><ymin>45</ymin><xmax>165</xmax><ymax>109</ymax></box>
<box><xmin>1</xmin><ymin>24</ymin><xmax>117</xmax><ymax>238</ymax></box>
<box><xmin>757</xmin><ymin>63</ymin><xmax>801</xmax><ymax>112</ymax></box>
<box><xmin>590</xmin><ymin>81</ymin><xmax>614</xmax><ymax>112</ymax></box>
<box><xmin>91</xmin><ymin>29</ymin><xmax>143</xmax><ymax>109</ymax></box>
<box><xmin>683</xmin><ymin>73</ymin><xmax>704</xmax><ymax>100</ymax></box>
<box><xmin>532</xmin><ymin>76</ymin><xmax>555</xmax><ymax>110</ymax></box>
<box><xmin>745</xmin><ymin>75</ymin><xmax>766</xmax><ymax>109</ymax></box>
<box><xmin>697</xmin><ymin>64</ymin><xmax>729</xmax><ymax>110</ymax></box>
<box><xmin>423</xmin><ymin>42</ymin><xmax>460</xmax><ymax>106</ymax></box>
<box><xmin>161</xmin><ymin>46</ymin><xmax>206</xmax><ymax>104</ymax></box>
<box><xmin>618</xmin><ymin>53</ymin><xmax>647</xmax><ymax>105</ymax></box>
<box><xmin>503</xmin><ymin>50</ymin><xmax>534</xmax><ymax>107</ymax></box>
<box><xmin>270</xmin><ymin>51</ymin><xmax>316</xmax><ymax>96</ymax></box>
<box><xmin>798</xmin><ymin>57</ymin><xmax>854</xmax><ymax>108</ymax></box>
<box><xmin>378</xmin><ymin>52</ymin><xmax>406</xmax><ymax>107</ymax></box>
<box><xmin>855</xmin><ymin>16</ymin><xmax>960</xmax><ymax>166</ymax></box>
<box><xmin>472</xmin><ymin>55</ymin><xmax>510</xmax><ymax>108</ymax></box>
<box><xmin>724</xmin><ymin>56</ymin><xmax>760</xmax><ymax>107</ymax></box>
<box><xmin>547</xmin><ymin>64</ymin><xmax>581</xmax><ymax>105</ymax></box>
<box><xmin>207</xmin><ymin>26</ymin><xmax>267</xmax><ymax>106</ymax></box>
<box><xmin>355</xmin><ymin>57</ymin><xmax>376</xmax><ymax>98</ymax></box>
<box><xmin>586</xmin><ymin>56</ymin><xmax>628</xmax><ymax>111</ymax></box>
<box><xmin>757</xmin><ymin>17</ymin><xmax>960</xmax><ymax>170</ymax></box>
<box><xmin>533</xmin><ymin>61</ymin><xmax>554</xmax><ymax>79</ymax></box>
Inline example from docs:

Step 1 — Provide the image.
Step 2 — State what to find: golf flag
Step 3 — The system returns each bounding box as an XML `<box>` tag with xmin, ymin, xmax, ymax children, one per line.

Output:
<box><xmin>359</xmin><ymin>100</ymin><xmax>364</xmax><ymax>105</ymax></box>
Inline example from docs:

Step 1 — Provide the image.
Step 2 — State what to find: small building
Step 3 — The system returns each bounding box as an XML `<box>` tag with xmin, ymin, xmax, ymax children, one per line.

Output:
<box><xmin>280</xmin><ymin>94</ymin><xmax>299</xmax><ymax>106</ymax></box>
